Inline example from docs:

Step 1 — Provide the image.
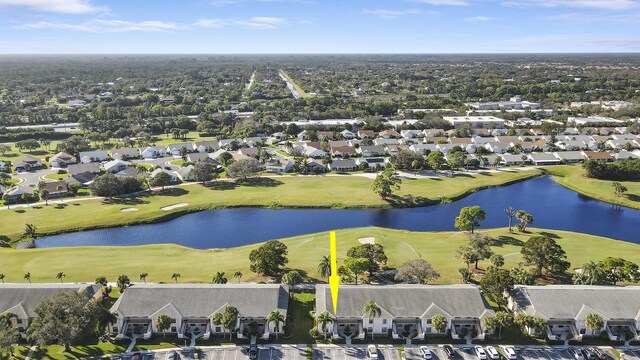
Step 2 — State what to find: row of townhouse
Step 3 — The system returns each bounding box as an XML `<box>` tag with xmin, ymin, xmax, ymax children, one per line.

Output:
<box><xmin>0</xmin><ymin>283</ymin><xmax>638</xmax><ymax>344</ymax></box>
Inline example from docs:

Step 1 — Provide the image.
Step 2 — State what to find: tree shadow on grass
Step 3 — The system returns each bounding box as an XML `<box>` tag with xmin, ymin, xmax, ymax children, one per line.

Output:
<box><xmin>237</xmin><ymin>177</ymin><xmax>283</xmax><ymax>188</ymax></box>
<box><xmin>54</xmin><ymin>203</ymin><xmax>68</xmax><ymax>209</ymax></box>
<box><xmin>452</xmin><ymin>173</ymin><xmax>474</xmax><ymax>178</ymax></box>
<box><xmin>624</xmin><ymin>194</ymin><xmax>640</xmax><ymax>202</ymax></box>
<box><xmin>493</xmin><ymin>235</ymin><xmax>525</xmax><ymax>247</ymax></box>
<box><xmin>156</xmin><ymin>188</ymin><xmax>188</xmax><ymax>197</ymax></box>
<box><xmin>13</xmin><ymin>209</ymin><xmax>25</xmax><ymax>213</ymax></box>
<box><xmin>205</xmin><ymin>181</ymin><xmax>239</xmax><ymax>191</ymax></box>
<box><xmin>538</xmin><ymin>231</ymin><xmax>560</xmax><ymax>239</ymax></box>
<box><xmin>104</xmin><ymin>197</ymin><xmax>149</xmax><ymax>206</ymax></box>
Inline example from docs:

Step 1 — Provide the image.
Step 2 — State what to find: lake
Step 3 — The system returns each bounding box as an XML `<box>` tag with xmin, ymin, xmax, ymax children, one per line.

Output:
<box><xmin>35</xmin><ymin>176</ymin><xmax>640</xmax><ymax>249</ymax></box>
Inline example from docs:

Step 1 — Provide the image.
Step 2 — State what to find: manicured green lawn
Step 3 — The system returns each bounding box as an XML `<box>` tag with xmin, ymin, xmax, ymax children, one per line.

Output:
<box><xmin>282</xmin><ymin>291</ymin><xmax>316</xmax><ymax>344</ymax></box>
<box><xmin>0</xmin><ymin>169</ymin><xmax>540</xmax><ymax>241</ymax></box>
<box><xmin>0</xmin><ymin>227</ymin><xmax>636</xmax><ymax>284</ymax></box>
<box><xmin>548</xmin><ymin>165</ymin><xmax>640</xmax><ymax>210</ymax></box>
<box><xmin>7</xmin><ymin>340</ymin><xmax>128</xmax><ymax>360</ymax></box>
<box><xmin>44</xmin><ymin>172</ymin><xmax>69</xmax><ymax>181</ymax></box>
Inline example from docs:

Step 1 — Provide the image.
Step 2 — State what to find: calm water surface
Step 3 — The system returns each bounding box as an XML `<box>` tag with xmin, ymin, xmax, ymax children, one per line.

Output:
<box><xmin>36</xmin><ymin>176</ymin><xmax>640</xmax><ymax>249</ymax></box>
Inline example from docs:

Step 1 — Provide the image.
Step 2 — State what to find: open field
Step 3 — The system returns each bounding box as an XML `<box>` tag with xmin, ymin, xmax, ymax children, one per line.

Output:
<box><xmin>548</xmin><ymin>165</ymin><xmax>640</xmax><ymax>210</ymax></box>
<box><xmin>0</xmin><ymin>227</ymin><xmax>636</xmax><ymax>284</ymax></box>
<box><xmin>0</xmin><ymin>169</ymin><xmax>541</xmax><ymax>241</ymax></box>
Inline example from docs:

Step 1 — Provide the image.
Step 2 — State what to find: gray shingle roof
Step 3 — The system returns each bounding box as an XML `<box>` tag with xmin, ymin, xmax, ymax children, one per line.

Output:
<box><xmin>0</xmin><ymin>283</ymin><xmax>101</xmax><ymax>318</ymax></box>
<box><xmin>315</xmin><ymin>284</ymin><xmax>495</xmax><ymax>319</ymax></box>
<box><xmin>111</xmin><ymin>284</ymin><xmax>289</xmax><ymax>318</ymax></box>
<box><xmin>511</xmin><ymin>285</ymin><xmax>640</xmax><ymax>321</ymax></box>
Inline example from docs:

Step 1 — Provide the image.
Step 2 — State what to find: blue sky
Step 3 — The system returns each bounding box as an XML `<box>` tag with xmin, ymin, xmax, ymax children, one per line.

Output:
<box><xmin>1</xmin><ymin>0</ymin><xmax>639</xmax><ymax>53</ymax></box>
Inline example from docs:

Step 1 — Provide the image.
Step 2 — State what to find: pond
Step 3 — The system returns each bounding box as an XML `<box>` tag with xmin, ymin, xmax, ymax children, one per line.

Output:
<box><xmin>35</xmin><ymin>176</ymin><xmax>640</xmax><ymax>249</ymax></box>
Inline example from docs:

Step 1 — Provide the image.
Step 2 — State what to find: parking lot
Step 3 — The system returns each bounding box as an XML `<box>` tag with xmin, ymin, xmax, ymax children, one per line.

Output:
<box><xmin>621</xmin><ymin>348</ymin><xmax>640</xmax><ymax>360</ymax></box>
<box><xmin>202</xmin><ymin>345</ymin><xmax>309</xmax><ymax>360</ymax></box>
<box><xmin>313</xmin><ymin>345</ymin><xmax>400</xmax><ymax>359</ymax></box>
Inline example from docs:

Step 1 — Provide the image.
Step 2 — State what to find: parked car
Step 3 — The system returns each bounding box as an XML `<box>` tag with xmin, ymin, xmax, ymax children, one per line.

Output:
<box><xmin>502</xmin><ymin>346</ymin><xmax>517</xmax><ymax>360</ymax></box>
<box><xmin>420</xmin><ymin>346</ymin><xmax>433</xmax><ymax>359</ymax></box>
<box><xmin>443</xmin><ymin>345</ymin><xmax>456</xmax><ymax>359</ymax></box>
<box><xmin>131</xmin><ymin>353</ymin><xmax>141</xmax><ymax>360</ymax></box>
<box><xmin>368</xmin><ymin>345</ymin><xmax>379</xmax><ymax>359</ymax></box>
<box><xmin>166</xmin><ymin>352</ymin><xmax>179</xmax><ymax>360</ymax></box>
<box><xmin>591</xmin><ymin>348</ymin><xmax>607</xmax><ymax>360</ymax></box>
<box><xmin>582</xmin><ymin>349</ymin><xmax>596</xmax><ymax>360</ymax></box>
<box><xmin>248</xmin><ymin>344</ymin><xmax>258</xmax><ymax>360</ymax></box>
<box><xmin>475</xmin><ymin>346</ymin><xmax>488</xmax><ymax>360</ymax></box>
<box><xmin>486</xmin><ymin>346</ymin><xmax>500</xmax><ymax>360</ymax></box>
<box><xmin>569</xmin><ymin>348</ymin><xmax>585</xmax><ymax>360</ymax></box>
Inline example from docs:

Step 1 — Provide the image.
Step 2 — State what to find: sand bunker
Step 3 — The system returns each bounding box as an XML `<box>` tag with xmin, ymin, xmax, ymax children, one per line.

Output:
<box><xmin>358</xmin><ymin>237</ymin><xmax>375</xmax><ymax>245</ymax></box>
<box><xmin>160</xmin><ymin>203</ymin><xmax>189</xmax><ymax>211</ymax></box>
<box><xmin>120</xmin><ymin>208</ymin><xmax>139</xmax><ymax>212</ymax></box>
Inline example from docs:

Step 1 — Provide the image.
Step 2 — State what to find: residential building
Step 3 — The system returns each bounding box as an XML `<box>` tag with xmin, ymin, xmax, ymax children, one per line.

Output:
<box><xmin>509</xmin><ymin>285</ymin><xmax>640</xmax><ymax>342</ymax></box>
<box><xmin>265</xmin><ymin>159</ymin><xmax>292</xmax><ymax>173</ymax></box>
<box><xmin>48</xmin><ymin>152</ymin><xmax>77</xmax><ymax>168</ymax></box>
<box><xmin>140</xmin><ymin>146</ymin><xmax>167</xmax><ymax>159</ymax></box>
<box><xmin>331</xmin><ymin>146</ymin><xmax>357</xmax><ymax>158</ymax></box>
<box><xmin>110</xmin><ymin>284</ymin><xmax>289</xmax><ymax>340</ymax></box>
<box><xmin>569</xmin><ymin>117</ymin><xmax>624</xmax><ymax>126</ymax></box>
<box><xmin>443</xmin><ymin>116</ymin><xmax>505</xmax><ymax>129</ymax></box>
<box><xmin>553</xmin><ymin>151</ymin><xmax>586</xmax><ymax>163</ymax></box>
<box><xmin>528</xmin><ymin>153</ymin><xmax>562</xmax><ymax>166</ymax></box>
<box><xmin>0</xmin><ymin>283</ymin><xmax>102</xmax><ymax>337</ymax></box>
<box><xmin>582</xmin><ymin>151</ymin><xmax>614</xmax><ymax>162</ymax></box>
<box><xmin>358</xmin><ymin>146</ymin><xmax>385</xmax><ymax>157</ymax></box>
<box><xmin>193</xmin><ymin>141</ymin><xmax>219</xmax><ymax>153</ymax></box>
<box><xmin>166</xmin><ymin>144</ymin><xmax>191</xmax><ymax>157</ymax></box>
<box><xmin>314</xmin><ymin>285</ymin><xmax>495</xmax><ymax>343</ymax></box>
<box><xmin>78</xmin><ymin>150</ymin><xmax>109</xmax><ymax>164</ymax></box>
<box><xmin>111</xmin><ymin>148</ymin><xmax>140</xmax><ymax>160</ymax></box>
<box><xmin>149</xmin><ymin>168</ymin><xmax>177</xmax><ymax>182</ymax></box>
<box><xmin>104</xmin><ymin>159</ymin><xmax>131</xmax><ymax>173</ymax></box>
<box><xmin>174</xmin><ymin>165</ymin><xmax>195</xmax><ymax>181</ymax></box>
<box><xmin>329</xmin><ymin>159</ymin><xmax>358</xmax><ymax>172</ymax></box>
<box><xmin>38</xmin><ymin>180</ymin><xmax>68</xmax><ymax>197</ymax></box>
<box><xmin>14</xmin><ymin>156</ymin><xmax>43</xmax><ymax>172</ymax></box>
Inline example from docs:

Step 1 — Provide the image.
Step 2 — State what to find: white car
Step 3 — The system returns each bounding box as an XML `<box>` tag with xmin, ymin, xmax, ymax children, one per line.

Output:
<box><xmin>486</xmin><ymin>346</ymin><xmax>500</xmax><ymax>360</ymax></box>
<box><xmin>569</xmin><ymin>348</ymin><xmax>584</xmax><ymax>360</ymax></box>
<box><xmin>420</xmin><ymin>346</ymin><xmax>433</xmax><ymax>359</ymax></box>
<box><xmin>475</xmin><ymin>346</ymin><xmax>488</xmax><ymax>360</ymax></box>
<box><xmin>368</xmin><ymin>345</ymin><xmax>378</xmax><ymax>359</ymax></box>
<box><xmin>502</xmin><ymin>346</ymin><xmax>517</xmax><ymax>360</ymax></box>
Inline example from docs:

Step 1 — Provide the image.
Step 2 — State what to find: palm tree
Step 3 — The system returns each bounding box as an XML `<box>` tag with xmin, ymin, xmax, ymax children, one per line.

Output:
<box><xmin>56</xmin><ymin>185</ymin><xmax>65</xmax><ymax>203</ymax></box>
<box><xmin>586</xmin><ymin>313</ymin><xmax>604</xmax><ymax>336</ymax></box>
<box><xmin>21</xmin><ymin>193</ymin><xmax>30</xmax><ymax>206</ymax></box>
<box><xmin>233</xmin><ymin>271</ymin><xmax>243</xmax><ymax>283</ymax></box>
<box><xmin>267</xmin><ymin>310</ymin><xmax>285</xmax><ymax>340</ymax></box>
<box><xmin>56</xmin><ymin>272</ymin><xmax>65</xmax><ymax>283</ymax></box>
<box><xmin>24</xmin><ymin>272</ymin><xmax>31</xmax><ymax>284</ymax></box>
<box><xmin>171</xmin><ymin>273</ymin><xmax>181</xmax><ymax>283</ymax></box>
<box><xmin>139</xmin><ymin>273</ymin><xmax>149</xmax><ymax>283</ymax></box>
<box><xmin>22</xmin><ymin>224</ymin><xmax>37</xmax><ymax>240</ymax></box>
<box><xmin>156</xmin><ymin>314</ymin><xmax>172</xmax><ymax>339</ymax></box>
<box><xmin>362</xmin><ymin>300</ymin><xmax>381</xmax><ymax>340</ymax></box>
<box><xmin>317</xmin><ymin>255</ymin><xmax>331</xmax><ymax>279</ymax></box>
<box><xmin>212</xmin><ymin>272</ymin><xmax>228</xmax><ymax>284</ymax></box>
<box><xmin>0</xmin><ymin>273</ymin><xmax>5</xmax><ymax>283</ymax></box>
<box><xmin>316</xmin><ymin>311</ymin><xmax>334</xmax><ymax>340</ymax></box>
<box><xmin>117</xmin><ymin>274</ymin><xmax>131</xmax><ymax>292</ymax></box>
<box><xmin>40</xmin><ymin>189</ymin><xmax>50</xmax><ymax>206</ymax></box>
<box><xmin>504</xmin><ymin>206</ymin><xmax>516</xmax><ymax>233</ymax></box>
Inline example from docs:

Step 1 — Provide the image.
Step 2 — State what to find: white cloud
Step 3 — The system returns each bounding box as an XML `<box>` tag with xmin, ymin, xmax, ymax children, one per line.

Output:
<box><xmin>20</xmin><ymin>16</ymin><xmax>292</xmax><ymax>33</ymax></box>
<box><xmin>20</xmin><ymin>19</ymin><xmax>180</xmax><ymax>32</ymax></box>
<box><xmin>545</xmin><ymin>12</ymin><xmax>640</xmax><ymax>23</ymax></box>
<box><xmin>0</xmin><ymin>0</ymin><xmax>107</xmax><ymax>14</ymax></box>
<box><xmin>412</xmin><ymin>0</ymin><xmax>469</xmax><ymax>5</ymax></box>
<box><xmin>464</xmin><ymin>16</ymin><xmax>494</xmax><ymax>21</ymax></box>
<box><xmin>364</xmin><ymin>8</ymin><xmax>423</xmax><ymax>19</ymax></box>
<box><xmin>502</xmin><ymin>0</ymin><xmax>638</xmax><ymax>10</ymax></box>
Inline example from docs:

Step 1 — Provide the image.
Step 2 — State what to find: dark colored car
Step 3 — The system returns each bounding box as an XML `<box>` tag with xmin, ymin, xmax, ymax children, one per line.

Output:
<box><xmin>248</xmin><ymin>344</ymin><xmax>258</xmax><ymax>360</ymax></box>
<box><xmin>443</xmin><ymin>345</ymin><xmax>456</xmax><ymax>359</ymax></box>
<box><xmin>582</xmin><ymin>349</ymin><xmax>596</xmax><ymax>360</ymax></box>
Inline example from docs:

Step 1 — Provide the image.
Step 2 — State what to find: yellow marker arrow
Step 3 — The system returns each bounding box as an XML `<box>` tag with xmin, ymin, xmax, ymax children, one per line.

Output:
<box><xmin>329</xmin><ymin>231</ymin><xmax>340</xmax><ymax>315</ymax></box>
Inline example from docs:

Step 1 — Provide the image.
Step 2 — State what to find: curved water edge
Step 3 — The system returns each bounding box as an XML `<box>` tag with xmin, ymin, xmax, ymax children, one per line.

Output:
<box><xmin>35</xmin><ymin>176</ymin><xmax>640</xmax><ymax>249</ymax></box>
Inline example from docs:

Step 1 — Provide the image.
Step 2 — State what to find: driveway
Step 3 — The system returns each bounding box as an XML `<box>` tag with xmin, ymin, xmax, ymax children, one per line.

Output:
<box><xmin>13</xmin><ymin>168</ymin><xmax>57</xmax><ymax>187</ymax></box>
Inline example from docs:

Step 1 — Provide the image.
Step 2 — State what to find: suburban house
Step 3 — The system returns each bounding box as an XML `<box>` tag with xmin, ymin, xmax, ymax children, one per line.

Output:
<box><xmin>358</xmin><ymin>130</ymin><xmax>376</xmax><ymax>139</ymax></box>
<box><xmin>582</xmin><ymin>151</ymin><xmax>614</xmax><ymax>162</ymax></box>
<box><xmin>149</xmin><ymin>168</ymin><xmax>177</xmax><ymax>183</ymax></box>
<box><xmin>329</xmin><ymin>159</ymin><xmax>358</xmax><ymax>172</ymax></box>
<box><xmin>373</xmin><ymin>138</ymin><xmax>399</xmax><ymax>146</ymax></box>
<box><xmin>340</xmin><ymin>130</ymin><xmax>356</xmax><ymax>139</ymax></box>
<box><xmin>39</xmin><ymin>180</ymin><xmax>68</xmax><ymax>197</ymax></box>
<box><xmin>78</xmin><ymin>150</ymin><xmax>109</xmax><ymax>164</ymax></box>
<box><xmin>358</xmin><ymin>146</ymin><xmax>385</xmax><ymax>157</ymax></box>
<box><xmin>356</xmin><ymin>157</ymin><xmax>387</xmax><ymax>169</ymax></box>
<box><xmin>443</xmin><ymin>116</ymin><xmax>506</xmax><ymax>129</ymax></box>
<box><xmin>49</xmin><ymin>152</ymin><xmax>77</xmax><ymax>168</ymax></box>
<box><xmin>193</xmin><ymin>141</ymin><xmax>219</xmax><ymax>153</ymax></box>
<box><xmin>401</xmin><ymin>130</ymin><xmax>423</xmax><ymax>139</ymax></box>
<box><xmin>14</xmin><ymin>156</ymin><xmax>43</xmax><ymax>172</ymax></box>
<box><xmin>174</xmin><ymin>165</ymin><xmax>195</xmax><ymax>181</ymax></box>
<box><xmin>186</xmin><ymin>152</ymin><xmax>219</xmax><ymax>165</ymax></box>
<box><xmin>303</xmin><ymin>146</ymin><xmax>327</xmax><ymax>158</ymax></box>
<box><xmin>508</xmin><ymin>285</ymin><xmax>640</xmax><ymax>342</ymax></box>
<box><xmin>0</xmin><ymin>283</ymin><xmax>102</xmax><ymax>337</ymax></box>
<box><xmin>237</xmin><ymin>147</ymin><xmax>260</xmax><ymax>158</ymax></box>
<box><xmin>331</xmin><ymin>146</ymin><xmax>357</xmax><ymax>158</ymax></box>
<box><xmin>140</xmin><ymin>146</ymin><xmax>167</xmax><ymax>159</ymax></box>
<box><xmin>111</xmin><ymin>148</ymin><xmax>140</xmax><ymax>160</ymax></box>
<box><xmin>265</xmin><ymin>159</ymin><xmax>292</xmax><ymax>173</ymax></box>
<box><xmin>167</xmin><ymin>143</ymin><xmax>191</xmax><ymax>157</ymax></box>
<box><xmin>244</xmin><ymin>137</ymin><xmax>264</xmax><ymax>147</ymax></box>
<box><xmin>528</xmin><ymin>153</ymin><xmax>562</xmax><ymax>166</ymax></box>
<box><xmin>553</xmin><ymin>151</ymin><xmax>586</xmax><ymax>163</ymax></box>
<box><xmin>218</xmin><ymin>139</ymin><xmax>238</xmax><ymax>150</ymax></box>
<box><xmin>67</xmin><ymin>162</ymin><xmax>102</xmax><ymax>186</ymax></box>
<box><xmin>305</xmin><ymin>159</ymin><xmax>326</xmax><ymax>173</ymax></box>
<box><xmin>3</xmin><ymin>185</ymin><xmax>31</xmax><ymax>202</ymax></box>
<box><xmin>110</xmin><ymin>284</ymin><xmax>289</xmax><ymax>341</ymax></box>
<box><xmin>314</xmin><ymin>285</ymin><xmax>495</xmax><ymax>343</ymax></box>
<box><xmin>500</xmin><ymin>154</ymin><xmax>528</xmax><ymax>166</ymax></box>
<box><xmin>104</xmin><ymin>159</ymin><xmax>131</xmax><ymax>173</ymax></box>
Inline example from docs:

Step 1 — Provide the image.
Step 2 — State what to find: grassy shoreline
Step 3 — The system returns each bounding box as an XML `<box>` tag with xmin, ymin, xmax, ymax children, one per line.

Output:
<box><xmin>0</xmin><ymin>227</ymin><xmax>637</xmax><ymax>285</ymax></box>
<box><xmin>0</xmin><ymin>169</ymin><xmax>541</xmax><ymax>242</ymax></box>
<box><xmin>546</xmin><ymin>165</ymin><xmax>640</xmax><ymax>210</ymax></box>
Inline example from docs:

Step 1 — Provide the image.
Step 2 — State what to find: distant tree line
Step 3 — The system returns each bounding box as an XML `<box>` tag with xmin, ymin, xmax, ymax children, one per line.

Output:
<box><xmin>583</xmin><ymin>159</ymin><xmax>640</xmax><ymax>181</ymax></box>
